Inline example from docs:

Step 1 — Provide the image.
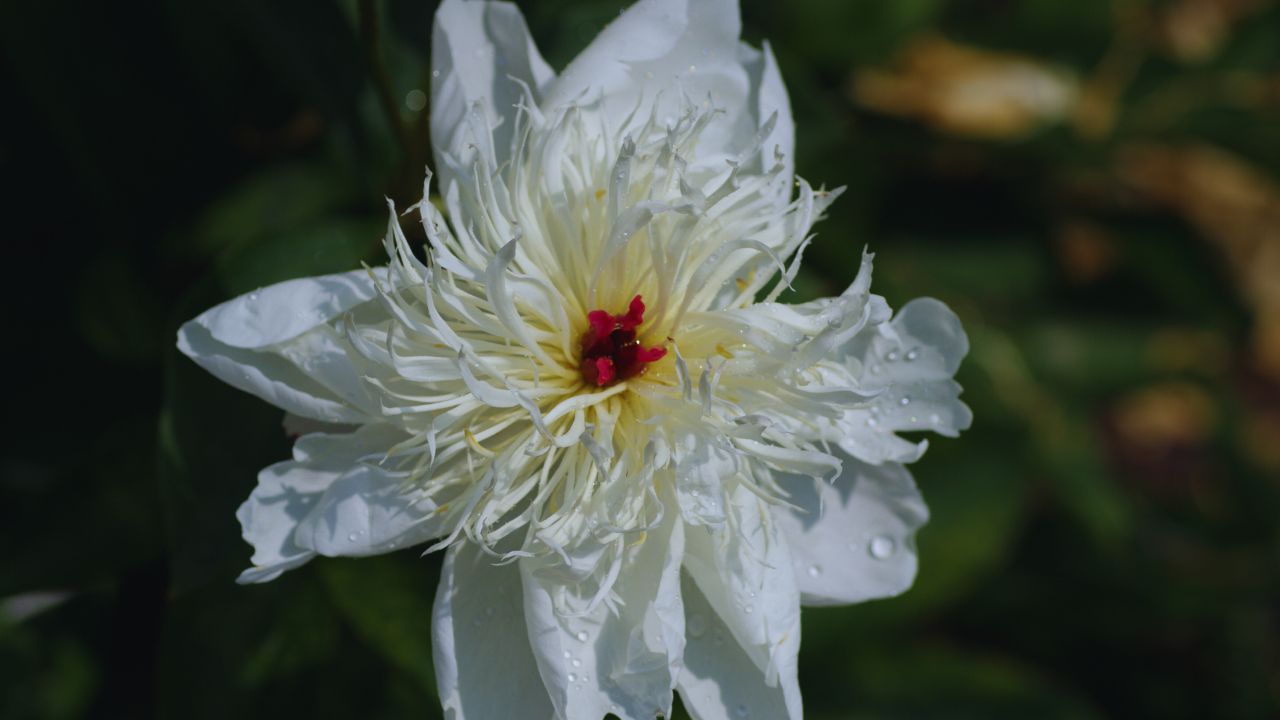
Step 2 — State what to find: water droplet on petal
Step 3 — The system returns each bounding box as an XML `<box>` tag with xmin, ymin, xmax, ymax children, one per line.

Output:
<box><xmin>431</xmin><ymin>69</ymin><xmax>440</xmax><ymax>78</ymax></box>
<box><xmin>900</xmin><ymin>396</ymin><xmax>911</xmax><ymax>406</ymax></box>
<box><xmin>885</xmin><ymin>350</ymin><xmax>900</xmax><ymax>362</ymax></box>
<box><xmin>870</xmin><ymin>364</ymin><xmax>882</xmax><ymax>374</ymax></box>
<box><xmin>736</xmin><ymin>704</ymin><xmax>750</xmax><ymax>717</ymax></box>
<box><xmin>576</xmin><ymin>630</ymin><xmax>589</xmax><ymax>642</ymax></box>
<box><xmin>743</xmin><ymin>604</ymin><xmax>754</xmax><ymax>615</ymax></box>
<box><xmin>866</xmin><ymin>417</ymin><xmax>878</xmax><ymax>428</ymax></box>
<box><xmin>563</xmin><ymin>650</ymin><xmax>572</xmax><ymax>660</ymax></box>
<box><xmin>567</xmin><ymin>672</ymin><xmax>578</xmax><ymax>683</ymax></box>
<box><xmin>807</xmin><ymin>564</ymin><xmax>822</xmax><ymax>578</ymax></box>
<box><xmin>930</xmin><ymin>413</ymin><xmax>942</xmax><ymax>425</ymax></box>
<box><xmin>571</xmin><ymin>657</ymin><xmax>582</xmax><ymax>668</ymax></box>
<box><xmin>347</xmin><ymin>533</ymin><xmax>358</xmax><ymax>542</ymax></box>
<box><xmin>906</xmin><ymin>348</ymin><xmax>920</xmax><ymax>361</ymax></box>
<box><xmin>869</xmin><ymin>535</ymin><xmax>897</xmax><ymax>560</ymax></box>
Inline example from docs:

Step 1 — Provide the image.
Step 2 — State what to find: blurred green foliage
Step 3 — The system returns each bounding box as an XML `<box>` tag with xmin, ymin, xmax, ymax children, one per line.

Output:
<box><xmin>2</xmin><ymin>0</ymin><xmax>1278</xmax><ymax>718</ymax></box>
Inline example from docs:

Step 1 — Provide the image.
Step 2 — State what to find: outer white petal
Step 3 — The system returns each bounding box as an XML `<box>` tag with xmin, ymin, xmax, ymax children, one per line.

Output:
<box><xmin>520</xmin><ymin>512</ymin><xmax>686</xmax><ymax>720</ymax></box>
<box><xmin>738</xmin><ymin>40</ymin><xmax>794</xmax><ymax>186</ymax></box>
<box><xmin>773</xmin><ymin>457</ymin><xmax>929</xmax><ymax>606</ymax></box>
<box><xmin>290</xmin><ymin>423</ymin><xmax>458</xmax><ymax>558</ymax></box>
<box><xmin>682</xmin><ymin>486</ymin><xmax>802</xmax><ymax>720</ymax></box>
<box><xmin>676</xmin><ymin>573</ymin><xmax>790</xmax><ymax>720</ymax></box>
<box><xmin>177</xmin><ymin>270</ymin><xmax>378</xmax><ymax>423</ymax></box>
<box><xmin>430</xmin><ymin>0</ymin><xmax>555</xmax><ymax>182</ymax></box>
<box><xmin>542</xmin><ymin>0</ymin><xmax>764</xmax><ymax>172</ymax></box>
<box><xmin>235</xmin><ymin>424</ymin><xmax>395</xmax><ymax>583</ymax></box>
<box><xmin>433</xmin><ymin>542</ymin><xmax>555</xmax><ymax>720</ymax></box>
<box><xmin>235</xmin><ymin>462</ymin><xmax>328</xmax><ymax>584</ymax></box>
<box><xmin>838</xmin><ymin>297</ymin><xmax>973</xmax><ymax>464</ymax></box>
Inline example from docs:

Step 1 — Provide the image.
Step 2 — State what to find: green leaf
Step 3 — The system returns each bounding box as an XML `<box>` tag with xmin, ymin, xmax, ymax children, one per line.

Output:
<box><xmin>318</xmin><ymin>553</ymin><xmax>442</xmax><ymax>695</ymax></box>
<box><xmin>810</xmin><ymin>642</ymin><xmax>1104</xmax><ymax>720</ymax></box>
<box><xmin>173</xmin><ymin>163</ymin><xmax>362</xmax><ymax>264</ymax></box>
<box><xmin>214</xmin><ymin>215</ymin><xmax>384</xmax><ymax>297</ymax></box>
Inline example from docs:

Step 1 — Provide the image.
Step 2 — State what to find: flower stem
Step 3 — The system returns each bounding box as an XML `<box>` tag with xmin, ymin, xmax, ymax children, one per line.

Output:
<box><xmin>358</xmin><ymin>0</ymin><xmax>413</xmax><ymax>159</ymax></box>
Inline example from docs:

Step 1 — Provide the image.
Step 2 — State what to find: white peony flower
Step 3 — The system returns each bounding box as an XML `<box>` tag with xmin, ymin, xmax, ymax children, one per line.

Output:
<box><xmin>176</xmin><ymin>0</ymin><xmax>972</xmax><ymax>718</ymax></box>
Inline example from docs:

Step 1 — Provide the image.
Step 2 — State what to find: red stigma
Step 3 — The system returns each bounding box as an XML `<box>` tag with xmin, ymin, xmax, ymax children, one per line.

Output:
<box><xmin>580</xmin><ymin>295</ymin><xmax>667</xmax><ymax>387</ymax></box>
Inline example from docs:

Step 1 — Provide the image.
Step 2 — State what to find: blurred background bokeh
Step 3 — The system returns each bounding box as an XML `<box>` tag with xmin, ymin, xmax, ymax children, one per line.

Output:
<box><xmin>2</xmin><ymin>0</ymin><xmax>1278</xmax><ymax>717</ymax></box>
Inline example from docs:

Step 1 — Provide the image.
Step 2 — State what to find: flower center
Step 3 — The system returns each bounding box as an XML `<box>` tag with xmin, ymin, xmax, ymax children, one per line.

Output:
<box><xmin>579</xmin><ymin>295</ymin><xmax>667</xmax><ymax>387</ymax></box>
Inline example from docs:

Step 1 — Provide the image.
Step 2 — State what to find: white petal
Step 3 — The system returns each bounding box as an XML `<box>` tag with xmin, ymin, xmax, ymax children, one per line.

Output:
<box><xmin>520</xmin><ymin>513</ymin><xmax>686</xmax><ymax>720</ymax></box>
<box><xmin>838</xmin><ymin>297</ymin><xmax>973</xmax><ymax>464</ymax></box>
<box><xmin>235</xmin><ymin>462</ymin><xmax>326</xmax><ymax>584</ymax></box>
<box><xmin>430</xmin><ymin>0</ymin><xmax>555</xmax><ymax>183</ymax></box>
<box><xmin>235</xmin><ymin>425</ymin><xmax>396</xmax><ymax>583</ymax></box>
<box><xmin>673</xmin><ymin>436</ymin><xmax>731</xmax><ymax>526</ymax></box>
<box><xmin>738</xmin><ymin>40</ymin><xmax>794</xmax><ymax>185</ymax></box>
<box><xmin>676</xmin><ymin>572</ymin><xmax>791</xmax><ymax>720</ymax></box>
<box><xmin>291</xmin><ymin>425</ymin><xmax>457</xmax><ymax>557</ymax></box>
<box><xmin>856</xmin><ymin>298</ymin><xmax>970</xmax><ymax>387</ymax></box>
<box><xmin>773</xmin><ymin>457</ymin><xmax>928</xmax><ymax>606</ymax></box>
<box><xmin>177</xmin><ymin>269</ymin><xmax>378</xmax><ymax>423</ymax></box>
<box><xmin>682</xmin><ymin>486</ymin><xmax>802</xmax><ymax>720</ymax></box>
<box><xmin>433</xmin><ymin>542</ymin><xmax>555</xmax><ymax>720</ymax></box>
<box><xmin>543</xmin><ymin>0</ymin><xmax>765</xmax><ymax>172</ymax></box>
<box><xmin>194</xmin><ymin>269</ymin><xmax>377</xmax><ymax>348</ymax></box>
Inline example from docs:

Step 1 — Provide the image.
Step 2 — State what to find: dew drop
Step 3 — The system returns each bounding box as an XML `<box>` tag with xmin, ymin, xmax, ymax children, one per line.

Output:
<box><xmin>807</xmin><ymin>564</ymin><xmax>822</xmax><ymax>578</ymax></box>
<box><xmin>870</xmin><ymin>364</ymin><xmax>882</xmax><ymax>374</ymax></box>
<box><xmin>930</xmin><ymin>413</ymin><xmax>941</xmax><ymax>425</ymax></box>
<box><xmin>567</xmin><ymin>672</ymin><xmax>578</xmax><ymax>683</ymax></box>
<box><xmin>885</xmin><ymin>350</ymin><xmax>900</xmax><ymax>362</ymax></box>
<box><xmin>899</xmin><ymin>396</ymin><xmax>911</xmax><ymax>406</ymax></box>
<box><xmin>905</xmin><ymin>348</ymin><xmax>920</xmax><ymax>361</ymax></box>
<box><xmin>576</xmin><ymin>630</ymin><xmax>589</xmax><ymax>642</ymax></box>
<box><xmin>571</xmin><ymin>657</ymin><xmax>582</xmax><ymax>668</ymax></box>
<box><xmin>688</xmin><ymin>613</ymin><xmax>707</xmax><ymax>638</ymax></box>
<box><xmin>736</xmin><ymin>704</ymin><xmax>750</xmax><ymax>717</ymax></box>
<box><xmin>865</xmin><ymin>417</ymin><xmax>878</xmax><ymax>428</ymax></box>
<box><xmin>743</xmin><ymin>604</ymin><xmax>754</xmax><ymax>615</ymax></box>
<box><xmin>347</xmin><ymin>533</ymin><xmax>358</xmax><ymax>542</ymax></box>
<box><xmin>404</xmin><ymin>88</ymin><xmax>427</xmax><ymax>112</ymax></box>
<box><xmin>563</xmin><ymin>650</ymin><xmax>572</xmax><ymax>660</ymax></box>
<box><xmin>869</xmin><ymin>535</ymin><xmax>897</xmax><ymax>560</ymax></box>
<box><xmin>432</xmin><ymin>69</ymin><xmax>440</xmax><ymax>78</ymax></box>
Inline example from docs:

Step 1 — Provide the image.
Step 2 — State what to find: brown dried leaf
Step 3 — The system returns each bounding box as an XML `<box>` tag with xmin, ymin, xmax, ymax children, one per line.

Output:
<box><xmin>850</xmin><ymin>36</ymin><xmax>1078</xmax><ymax>139</ymax></box>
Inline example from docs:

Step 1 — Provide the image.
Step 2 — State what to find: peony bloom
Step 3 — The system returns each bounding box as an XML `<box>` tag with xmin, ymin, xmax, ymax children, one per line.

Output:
<box><xmin>177</xmin><ymin>0</ymin><xmax>972</xmax><ymax>717</ymax></box>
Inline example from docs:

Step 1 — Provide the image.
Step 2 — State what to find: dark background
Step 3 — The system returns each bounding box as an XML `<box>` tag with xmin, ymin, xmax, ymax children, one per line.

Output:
<box><xmin>2</xmin><ymin>0</ymin><xmax>1278</xmax><ymax>718</ymax></box>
